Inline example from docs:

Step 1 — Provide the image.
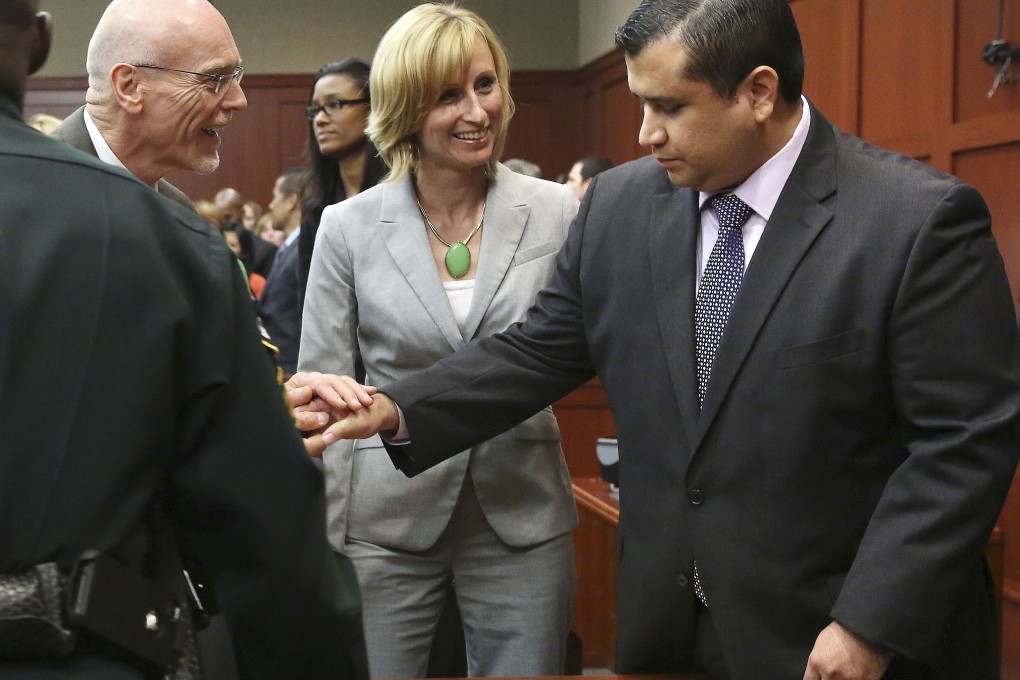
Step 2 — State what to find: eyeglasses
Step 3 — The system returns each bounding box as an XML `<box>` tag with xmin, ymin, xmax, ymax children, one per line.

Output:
<box><xmin>133</xmin><ymin>64</ymin><xmax>244</xmax><ymax>95</ymax></box>
<box><xmin>306</xmin><ymin>98</ymin><xmax>369</xmax><ymax>121</ymax></box>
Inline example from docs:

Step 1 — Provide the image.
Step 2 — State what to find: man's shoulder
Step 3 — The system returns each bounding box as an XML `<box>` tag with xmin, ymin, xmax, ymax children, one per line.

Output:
<box><xmin>832</xmin><ymin>125</ymin><xmax>962</xmax><ymax>193</ymax></box>
<box><xmin>595</xmin><ymin>155</ymin><xmax>670</xmax><ymax>190</ymax></box>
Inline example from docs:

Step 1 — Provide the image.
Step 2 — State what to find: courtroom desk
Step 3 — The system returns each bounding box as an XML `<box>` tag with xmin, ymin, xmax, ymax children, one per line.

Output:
<box><xmin>571</xmin><ymin>477</ymin><xmax>1005</xmax><ymax>672</ymax></box>
<box><xmin>572</xmin><ymin>477</ymin><xmax>620</xmax><ymax>670</ymax></box>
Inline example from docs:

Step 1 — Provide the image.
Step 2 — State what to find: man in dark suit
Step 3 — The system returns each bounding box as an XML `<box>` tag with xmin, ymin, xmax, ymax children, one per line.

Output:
<box><xmin>0</xmin><ymin>3</ymin><xmax>366</xmax><ymax>678</ymax></box>
<box><xmin>259</xmin><ymin>168</ymin><xmax>307</xmax><ymax>375</ymax></box>
<box><xmin>49</xmin><ymin>0</ymin><xmax>247</xmax><ymax>211</ymax></box>
<box><xmin>302</xmin><ymin>0</ymin><xmax>1020</xmax><ymax>678</ymax></box>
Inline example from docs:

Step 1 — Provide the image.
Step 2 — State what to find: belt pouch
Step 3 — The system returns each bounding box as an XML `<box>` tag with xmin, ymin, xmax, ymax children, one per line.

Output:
<box><xmin>0</xmin><ymin>562</ymin><xmax>76</xmax><ymax>657</ymax></box>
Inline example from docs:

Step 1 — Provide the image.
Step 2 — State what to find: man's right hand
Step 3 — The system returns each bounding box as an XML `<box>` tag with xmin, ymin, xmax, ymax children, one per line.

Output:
<box><xmin>316</xmin><ymin>392</ymin><xmax>400</xmax><ymax>451</ymax></box>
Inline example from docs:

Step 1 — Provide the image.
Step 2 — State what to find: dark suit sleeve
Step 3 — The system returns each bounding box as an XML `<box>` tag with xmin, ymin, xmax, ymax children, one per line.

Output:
<box><xmin>165</xmin><ymin>244</ymin><xmax>367</xmax><ymax>680</ymax></box>
<box><xmin>830</xmin><ymin>182</ymin><xmax>1020</xmax><ymax>661</ymax></box>
<box><xmin>383</xmin><ymin>183</ymin><xmax>599</xmax><ymax>475</ymax></box>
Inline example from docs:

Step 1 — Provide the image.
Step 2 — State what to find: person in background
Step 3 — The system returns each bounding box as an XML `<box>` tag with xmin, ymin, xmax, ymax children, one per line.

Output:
<box><xmin>299</xmin><ymin>0</ymin><xmax>1020</xmax><ymax>677</ymax></box>
<box><xmin>194</xmin><ymin>198</ymin><xmax>224</xmax><ymax>230</ymax></box>
<box><xmin>0</xmin><ymin>2</ymin><xmax>368</xmax><ymax>678</ymax></box>
<box><xmin>564</xmin><ymin>155</ymin><xmax>613</xmax><ymax>200</ymax></box>
<box><xmin>26</xmin><ymin>111</ymin><xmax>61</xmax><ymax>133</ymax></box>
<box><xmin>241</xmin><ymin>198</ymin><xmax>262</xmax><ymax>231</ymax></box>
<box><xmin>503</xmin><ymin>157</ymin><xmax>543</xmax><ymax>179</ymax></box>
<box><xmin>255</xmin><ymin>211</ymin><xmax>284</xmax><ymax>247</ymax></box>
<box><xmin>259</xmin><ymin>167</ymin><xmax>307</xmax><ymax>376</ymax></box>
<box><xmin>298</xmin><ymin>4</ymin><xmax>579</xmax><ymax>677</ymax></box>
<box><xmin>217</xmin><ymin>186</ymin><xmax>276</xmax><ymax>278</ymax></box>
<box><xmin>299</xmin><ymin>58</ymin><xmax>388</xmax><ymax>297</ymax></box>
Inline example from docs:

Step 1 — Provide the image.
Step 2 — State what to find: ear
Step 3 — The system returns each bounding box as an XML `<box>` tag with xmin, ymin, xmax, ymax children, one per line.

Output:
<box><xmin>27</xmin><ymin>11</ymin><xmax>52</xmax><ymax>76</ymax></box>
<box><xmin>742</xmin><ymin>65</ymin><xmax>780</xmax><ymax>123</ymax></box>
<box><xmin>110</xmin><ymin>63</ymin><xmax>145</xmax><ymax>113</ymax></box>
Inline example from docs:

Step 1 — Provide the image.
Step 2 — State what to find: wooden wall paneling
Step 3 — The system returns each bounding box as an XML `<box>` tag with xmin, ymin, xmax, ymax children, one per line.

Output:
<box><xmin>575</xmin><ymin>51</ymin><xmax>643</xmax><ymax>167</ymax></box>
<box><xmin>790</xmin><ymin>0</ymin><xmax>861</xmax><ymax>135</ymax></box>
<box><xmin>858</xmin><ymin>0</ymin><xmax>943</xmax><ymax>157</ymax></box>
<box><xmin>955</xmin><ymin>0</ymin><xmax>1020</xmax><ymax>124</ymax></box>
<box><xmin>927</xmin><ymin>0</ymin><xmax>959</xmax><ymax>172</ymax></box>
<box><xmin>23</xmin><ymin>78</ymin><xmax>85</xmax><ymax>121</ymax></box>
<box><xmin>1006</xmin><ymin>598</ymin><xmax>1020</xmax><ymax>680</ymax></box>
<box><xmin>953</xmin><ymin>143</ymin><xmax>1020</xmax><ymax>318</ymax></box>
<box><xmin>505</xmin><ymin>71</ymin><xmax>584</xmax><ymax>182</ymax></box>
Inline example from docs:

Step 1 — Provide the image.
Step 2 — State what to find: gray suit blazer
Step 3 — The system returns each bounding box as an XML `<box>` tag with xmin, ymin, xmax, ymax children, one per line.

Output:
<box><xmin>299</xmin><ymin>165</ymin><xmax>579</xmax><ymax>551</ymax></box>
<box><xmin>50</xmin><ymin>106</ymin><xmax>194</xmax><ymax>210</ymax></box>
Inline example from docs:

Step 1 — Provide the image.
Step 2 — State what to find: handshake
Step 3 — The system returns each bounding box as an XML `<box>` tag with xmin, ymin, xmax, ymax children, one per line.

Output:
<box><xmin>284</xmin><ymin>372</ymin><xmax>402</xmax><ymax>456</ymax></box>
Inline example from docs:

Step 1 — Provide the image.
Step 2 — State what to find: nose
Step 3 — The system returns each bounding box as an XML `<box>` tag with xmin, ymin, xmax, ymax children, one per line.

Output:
<box><xmin>461</xmin><ymin>92</ymin><xmax>487</xmax><ymax>123</ymax></box>
<box><xmin>637</xmin><ymin>105</ymin><xmax>665</xmax><ymax>148</ymax></box>
<box><xmin>222</xmin><ymin>78</ymin><xmax>247</xmax><ymax>111</ymax></box>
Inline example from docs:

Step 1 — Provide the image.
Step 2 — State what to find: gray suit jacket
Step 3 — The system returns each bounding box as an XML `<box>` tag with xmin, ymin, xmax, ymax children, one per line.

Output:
<box><xmin>379</xmin><ymin>105</ymin><xmax>1020</xmax><ymax>678</ymax></box>
<box><xmin>299</xmin><ymin>165</ymin><xmax>579</xmax><ymax>551</ymax></box>
<box><xmin>50</xmin><ymin>106</ymin><xmax>194</xmax><ymax>210</ymax></box>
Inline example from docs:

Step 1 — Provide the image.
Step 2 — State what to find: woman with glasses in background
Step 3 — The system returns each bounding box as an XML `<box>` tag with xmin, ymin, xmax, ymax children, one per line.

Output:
<box><xmin>298</xmin><ymin>58</ymin><xmax>388</xmax><ymax>296</ymax></box>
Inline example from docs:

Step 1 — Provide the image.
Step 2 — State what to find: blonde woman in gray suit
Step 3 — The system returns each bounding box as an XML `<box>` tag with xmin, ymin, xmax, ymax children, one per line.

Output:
<box><xmin>298</xmin><ymin>4</ymin><xmax>579</xmax><ymax>678</ymax></box>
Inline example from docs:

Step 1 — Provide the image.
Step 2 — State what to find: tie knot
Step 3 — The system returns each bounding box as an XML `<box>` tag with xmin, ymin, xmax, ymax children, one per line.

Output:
<box><xmin>710</xmin><ymin>194</ymin><xmax>752</xmax><ymax>232</ymax></box>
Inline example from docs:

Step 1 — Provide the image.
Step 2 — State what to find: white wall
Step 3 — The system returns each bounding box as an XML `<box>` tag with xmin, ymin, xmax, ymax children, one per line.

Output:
<box><xmin>578</xmin><ymin>0</ymin><xmax>639</xmax><ymax>66</ymax></box>
<box><xmin>36</xmin><ymin>0</ymin><xmax>580</xmax><ymax>77</ymax></box>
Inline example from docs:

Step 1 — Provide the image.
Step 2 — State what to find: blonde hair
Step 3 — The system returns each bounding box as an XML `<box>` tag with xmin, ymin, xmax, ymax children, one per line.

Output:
<box><xmin>27</xmin><ymin>113</ymin><xmax>63</xmax><ymax>134</ymax></box>
<box><xmin>367</xmin><ymin>3</ymin><xmax>514</xmax><ymax>182</ymax></box>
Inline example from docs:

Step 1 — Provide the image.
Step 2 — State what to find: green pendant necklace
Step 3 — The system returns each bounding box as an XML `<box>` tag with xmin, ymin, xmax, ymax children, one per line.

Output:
<box><xmin>416</xmin><ymin>197</ymin><xmax>485</xmax><ymax>279</ymax></box>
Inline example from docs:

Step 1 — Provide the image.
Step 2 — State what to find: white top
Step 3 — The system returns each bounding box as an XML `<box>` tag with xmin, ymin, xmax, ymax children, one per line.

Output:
<box><xmin>443</xmin><ymin>278</ymin><xmax>475</xmax><ymax>335</ymax></box>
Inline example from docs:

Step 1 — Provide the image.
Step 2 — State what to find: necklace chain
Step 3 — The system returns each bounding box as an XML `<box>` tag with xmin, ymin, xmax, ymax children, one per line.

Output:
<box><xmin>416</xmin><ymin>197</ymin><xmax>485</xmax><ymax>249</ymax></box>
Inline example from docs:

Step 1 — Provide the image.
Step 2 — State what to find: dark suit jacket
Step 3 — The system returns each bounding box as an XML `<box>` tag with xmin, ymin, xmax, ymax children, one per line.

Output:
<box><xmin>259</xmin><ymin>235</ymin><xmax>302</xmax><ymax>373</ymax></box>
<box><xmin>50</xmin><ymin>105</ymin><xmax>194</xmax><ymax>211</ymax></box>
<box><xmin>380</xmin><ymin>104</ymin><xmax>1020</xmax><ymax>679</ymax></box>
<box><xmin>0</xmin><ymin>96</ymin><xmax>366</xmax><ymax>680</ymax></box>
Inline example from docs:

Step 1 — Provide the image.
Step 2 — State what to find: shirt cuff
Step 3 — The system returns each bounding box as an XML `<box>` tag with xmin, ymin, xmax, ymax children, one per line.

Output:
<box><xmin>380</xmin><ymin>402</ymin><xmax>410</xmax><ymax>445</ymax></box>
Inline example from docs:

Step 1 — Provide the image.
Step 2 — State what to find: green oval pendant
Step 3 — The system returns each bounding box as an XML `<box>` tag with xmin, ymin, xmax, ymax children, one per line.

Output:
<box><xmin>445</xmin><ymin>242</ymin><xmax>471</xmax><ymax>278</ymax></box>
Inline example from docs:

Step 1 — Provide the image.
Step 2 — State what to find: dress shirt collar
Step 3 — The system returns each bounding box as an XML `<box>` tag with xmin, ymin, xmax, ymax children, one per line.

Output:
<box><xmin>698</xmin><ymin>95</ymin><xmax>811</xmax><ymax>220</ymax></box>
<box><xmin>83</xmin><ymin>108</ymin><xmax>154</xmax><ymax>188</ymax></box>
<box><xmin>283</xmin><ymin>225</ymin><xmax>301</xmax><ymax>248</ymax></box>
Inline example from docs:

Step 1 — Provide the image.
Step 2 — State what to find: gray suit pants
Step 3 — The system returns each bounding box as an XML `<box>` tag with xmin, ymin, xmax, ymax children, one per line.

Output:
<box><xmin>344</xmin><ymin>473</ymin><xmax>575</xmax><ymax>678</ymax></box>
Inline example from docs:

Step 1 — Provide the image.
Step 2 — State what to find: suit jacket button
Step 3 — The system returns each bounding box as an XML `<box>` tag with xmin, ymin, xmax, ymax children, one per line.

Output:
<box><xmin>676</xmin><ymin>573</ymin><xmax>689</xmax><ymax>588</ymax></box>
<box><xmin>687</xmin><ymin>488</ymin><xmax>704</xmax><ymax>506</ymax></box>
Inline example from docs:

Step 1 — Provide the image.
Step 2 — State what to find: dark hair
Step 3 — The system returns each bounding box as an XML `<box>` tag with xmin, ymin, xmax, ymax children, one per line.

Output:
<box><xmin>306</xmin><ymin>58</ymin><xmax>371</xmax><ymax>213</ymax></box>
<box><xmin>578</xmin><ymin>156</ymin><xmax>614</xmax><ymax>182</ymax></box>
<box><xmin>615</xmin><ymin>0</ymin><xmax>804</xmax><ymax>103</ymax></box>
<box><xmin>229</xmin><ymin>222</ymin><xmax>256</xmax><ymax>274</ymax></box>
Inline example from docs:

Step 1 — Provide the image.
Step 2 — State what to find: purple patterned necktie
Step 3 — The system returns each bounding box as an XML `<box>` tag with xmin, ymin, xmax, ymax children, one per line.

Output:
<box><xmin>691</xmin><ymin>193</ymin><xmax>752</xmax><ymax>606</ymax></box>
<box><xmin>695</xmin><ymin>194</ymin><xmax>752</xmax><ymax>406</ymax></box>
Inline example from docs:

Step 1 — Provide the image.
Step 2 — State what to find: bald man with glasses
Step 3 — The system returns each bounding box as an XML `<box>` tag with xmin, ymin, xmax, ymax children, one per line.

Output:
<box><xmin>51</xmin><ymin>0</ymin><xmax>247</xmax><ymax>209</ymax></box>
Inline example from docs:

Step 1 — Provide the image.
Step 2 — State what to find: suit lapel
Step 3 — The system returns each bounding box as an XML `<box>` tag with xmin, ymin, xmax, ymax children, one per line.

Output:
<box><xmin>379</xmin><ymin>179</ymin><xmax>464</xmax><ymax>351</ymax></box>
<box><xmin>463</xmin><ymin>172</ymin><xmax>529</xmax><ymax>340</ymax></box>
<box><xmin>693</xmin><ymin>105</ymin><xmax>838</xmax><ymax>447</ymax></box>
<box><xmin>649</xmin><ymin>184</ymin><xmax>702</xmax><ymax>448</ymax></box>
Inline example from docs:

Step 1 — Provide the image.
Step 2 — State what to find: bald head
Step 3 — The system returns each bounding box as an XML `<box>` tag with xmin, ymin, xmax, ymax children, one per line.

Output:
<box><xmin>214</xmin><ymin>187</ymin><xmax>244</xmax><ymax>222</ymax></box>
<box><xmin>86</xmin><ymin>0</ymin><xmax>232</xmax><ymax>100</ymax></box>
<box><xmin>0</xmin><ymin>0</ymin><xmax>51</xmax><ymax>107</ymax></box>
<box><xmin>79</xmin><ymin>0</ymin><xmax>245</xmax><ymax>186</ymax></box>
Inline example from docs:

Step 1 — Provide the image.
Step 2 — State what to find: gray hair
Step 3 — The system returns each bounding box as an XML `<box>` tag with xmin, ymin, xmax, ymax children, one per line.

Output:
<box><xmin>504</xmin><ymin>158</ymin><xmax>543</xmax><ymax>179</ymax></box>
